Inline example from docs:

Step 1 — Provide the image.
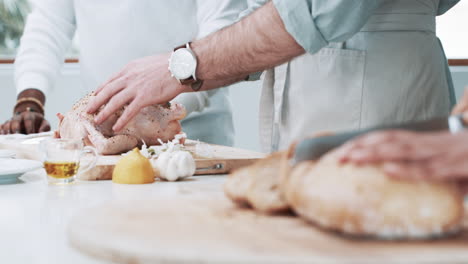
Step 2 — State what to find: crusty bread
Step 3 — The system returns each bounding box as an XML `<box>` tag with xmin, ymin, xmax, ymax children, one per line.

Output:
<box><xmin>225</xmin><ymin>135</ymin><xmax>465</xmax><ymax>240</ymax></box>
<box><xmin>278</xmin><ymin>141</ymin><xmax>315</xmax><ymax>206</ymax></box>
<box><xmin>225</xmin><ymin>134</ymin><xmax>329</xmax><ymax>213</ymax></box>
<box><xmin>225</xmin><ymin>152</ymin><xmax>289</xmax><ymax>214</ymax></box>
<box><xmin>287</xmin><ymin>153</ymin><xmax>465</xmax><ymax>239</ymax></box>
<box><xmin>278</xmin><ymin>133</ymin><xmax>332</xmax><ymax>200</ymax></box>
<box><xmin>245</xmin><ymin>152</ymin><xmax>289</xmax><ymax>213</ymax></box>
<box><xmin>224</xmin><ymin>165</ymin><xmax>252</xmax><ymax>206</ymax></box>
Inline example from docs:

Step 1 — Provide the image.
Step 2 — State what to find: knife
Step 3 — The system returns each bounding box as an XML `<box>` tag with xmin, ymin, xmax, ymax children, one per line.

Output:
<box><xmin>292</xmin><ymin>115</ymin><xmax>467</xmax><ymax>164</ymax></box>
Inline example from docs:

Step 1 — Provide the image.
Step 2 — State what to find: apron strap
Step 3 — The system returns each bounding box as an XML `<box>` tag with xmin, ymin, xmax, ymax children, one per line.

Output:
<box><xmin>360</xmin><ymin>14</ymin><xmax>435</xmax><ymax>33</ymax></box>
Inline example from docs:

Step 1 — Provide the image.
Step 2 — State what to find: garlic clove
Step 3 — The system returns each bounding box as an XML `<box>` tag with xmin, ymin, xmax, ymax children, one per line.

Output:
<box><xmin>151</xmin><ymin>150</ymin><xmax>196</xmax><ymax>182</ymax></box>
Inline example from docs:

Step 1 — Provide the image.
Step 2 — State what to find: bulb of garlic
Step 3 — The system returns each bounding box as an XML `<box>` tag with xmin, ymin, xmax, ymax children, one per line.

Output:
<box><xmin>152</xmin><ymin>150</ymin><xmax>196</xmax><ymax>181</ymax></box>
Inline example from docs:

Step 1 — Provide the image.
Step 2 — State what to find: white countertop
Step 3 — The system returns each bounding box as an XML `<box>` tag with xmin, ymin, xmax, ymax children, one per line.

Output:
<box><xmin>0</xmin><ymin>169</ymin><xmax>227</xmax><ymax>264</ymax></box>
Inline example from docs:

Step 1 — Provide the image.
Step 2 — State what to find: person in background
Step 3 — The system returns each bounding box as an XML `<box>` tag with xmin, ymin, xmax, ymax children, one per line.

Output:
<box><xmin>87</xmin><ymin>0</ymin><xmax>460</xmax><ymax>154</ymax></box>
<box><xmin>0</xmin><ymin>0</ymin><xmax>247</xmax><ymax>147</ymax></box>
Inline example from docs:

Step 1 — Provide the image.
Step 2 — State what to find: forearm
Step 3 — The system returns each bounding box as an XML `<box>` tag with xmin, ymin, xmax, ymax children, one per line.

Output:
<box><xmin>15</xmin><ymin>0</ymin><xmax>76</xmax><ymax>96</ymax></box>
<box><xmin>191</xmin><ymin>1</ymin><xmax>304</xmax><ymax>82</ymax></box>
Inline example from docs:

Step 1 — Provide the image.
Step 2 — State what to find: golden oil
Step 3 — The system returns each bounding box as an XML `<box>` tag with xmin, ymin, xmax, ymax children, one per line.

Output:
<box><xmin>44</xmin><ymin>161</ymin><xmax>79</xmax><ymax>179</ymax></box>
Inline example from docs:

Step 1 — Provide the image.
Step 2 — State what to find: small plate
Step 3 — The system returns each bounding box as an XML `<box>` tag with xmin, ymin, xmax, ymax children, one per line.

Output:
<box><xmin>0</xmin><ymin>149</ymin><xmax>16</xmax><ymax>159</ymax></box>
<box><xmin>0</xmin><ymin>131</ymin><xmax>54</xmax><ymax>143</ymax></box>
<box><xmin>0</xmin><ymin>159</ymin><xmax>43</xmax><ymax>184</ymax></box>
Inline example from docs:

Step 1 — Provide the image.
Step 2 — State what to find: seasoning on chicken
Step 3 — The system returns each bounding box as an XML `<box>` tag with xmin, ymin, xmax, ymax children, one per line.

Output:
<box><xmin>56</xmin><ymin>93</ymin><xmax>186</xmax><ymax>155</ymax></box>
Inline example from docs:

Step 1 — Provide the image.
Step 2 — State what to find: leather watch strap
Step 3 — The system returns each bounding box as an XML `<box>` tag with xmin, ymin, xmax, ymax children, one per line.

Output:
<box><xmin>180</xmin><ymin>76</ymin><xmax>195</xmax><ymax>85</ymax></box>
<box><xmin>173</xmin><ymin>43</ymin><xmax>187</xmax><ymax>52</ymax></box>
<box><xmin>171</xmin><ymin>42</ymin><xmax>203</xmax><ymax>91</ymax></box>
<box><xmin>190</xmin><ymin>80</ymin><xmax>204</xmax><ymax>91</ymax></box>
<box><xmin>180</xmin><ymin>77</ymin><xmax>203</xmax><ymax>91</ymax></box>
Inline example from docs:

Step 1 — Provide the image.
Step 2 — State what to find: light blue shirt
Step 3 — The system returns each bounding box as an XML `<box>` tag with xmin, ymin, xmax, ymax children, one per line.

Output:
<box><xmin>272</xmin><ymin>0</ymin><xmax>459</xmax><ymax>54</ymax></box>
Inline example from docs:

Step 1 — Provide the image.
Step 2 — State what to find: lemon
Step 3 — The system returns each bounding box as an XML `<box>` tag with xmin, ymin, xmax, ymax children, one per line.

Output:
<box><xmin>113</xmin><ymin>148</ymin><xmax>155</xmax><ymax>184</ymax></box>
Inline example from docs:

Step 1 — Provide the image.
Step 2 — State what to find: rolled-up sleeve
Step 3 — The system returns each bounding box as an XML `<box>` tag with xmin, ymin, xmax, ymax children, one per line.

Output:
<box><xmin>272</xmin><ymin>0</ymin><xmax>385</xmax><ymax>54</ymax></box>
<box><xmin>437</xmin><ymin>0</ymin><xmax>459</xmax><ymax>15</ymax></box>
<box><xmin>237</xmin><ymin>0</ymin><xmax>268</xmax><ymax>20</ymax></box>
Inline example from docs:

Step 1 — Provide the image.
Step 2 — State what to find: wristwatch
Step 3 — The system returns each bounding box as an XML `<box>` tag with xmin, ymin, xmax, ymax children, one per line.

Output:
<box><xmin>168</xmin><ymin>42</ymin><xmax>203</xmax><ymax>91</ymax></box>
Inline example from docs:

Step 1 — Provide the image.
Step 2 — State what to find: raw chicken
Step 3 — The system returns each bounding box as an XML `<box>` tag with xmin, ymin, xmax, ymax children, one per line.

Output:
<box><xmin>56</xmin><ymin>93</ymin><xmax>186</xmax><ymax>155</ymax></box>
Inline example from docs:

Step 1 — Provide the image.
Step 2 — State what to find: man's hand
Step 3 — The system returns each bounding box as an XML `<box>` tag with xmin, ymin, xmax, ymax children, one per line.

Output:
<box><xmin>86</xmin><ymin>53</ymin><xmax>188</xmax><ymax>132</ymax></box>
<box><xmin>86</xmin><ymin>2</ymin><xmax>306</xmax><ymax>132</ymax></box>
<box><xmin>335</xmin><ymin>130</ymin><xmax>468</xmax><ymax>181</ymax></box>
<box><xmin>0</xmin><ymin>111</ymin><xmax>50</xmax><ymax>134</ymax></box>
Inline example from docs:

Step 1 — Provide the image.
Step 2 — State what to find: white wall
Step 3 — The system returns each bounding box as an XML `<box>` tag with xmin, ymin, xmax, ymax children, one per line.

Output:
<box><xmin>437</xmin><ymin>1</ymin><xmax>468</xmax><ymax>58</ymax></box>
<box><xmin>0</xmin><ymin>64</ymin><xmax>466</xmax><ymax>152</ymax></box>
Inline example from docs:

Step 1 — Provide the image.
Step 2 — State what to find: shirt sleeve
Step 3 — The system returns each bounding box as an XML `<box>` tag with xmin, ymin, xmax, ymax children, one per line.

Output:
<box><xmin>172</xmin><ymin>90</ymin><xmax>214</xmax><ymax>115</ymax></box>
<box><xmin>14</xmin><ymin>0</ymin><xmax>76</xmax><ymax>96</ymax></box>
<box><xmin>437</xmin><ymin>0</ymin><xmax>460</xmax><ymax>15</ymax></box>
<box><xmin>272</xmin><ymin>0</ymin><xmax>385</xmax><ymax>54</ymax></box>
<box><xmin>195</xmin><ymin>0</ymin><xmax>248</xmax><ymax>39</ymax></box>
<box><xmin>237</xmin><ymin>0</ymin><xmax>269</xmax><ymax>21</ymax></box>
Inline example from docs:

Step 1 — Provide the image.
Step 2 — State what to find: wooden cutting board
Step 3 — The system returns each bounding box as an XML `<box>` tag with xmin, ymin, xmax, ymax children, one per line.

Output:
<box><xmin>69</xmin><ymin>196</ymin><xmax>468</xmax><ymax>264</ymax></box>
<box><xmin>82</xmin><ymin>140</ymin><xmax>266</xmax><ymax>180</ymax></box>
<box><xmin>0</xmin><ymin>138</ymin><xmax>266</xmax><ymax>180</ymax></box>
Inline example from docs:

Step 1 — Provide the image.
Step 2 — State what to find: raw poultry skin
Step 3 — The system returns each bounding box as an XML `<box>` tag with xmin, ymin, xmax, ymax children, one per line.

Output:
<box><xmin>56</xmin><ymin>93</ymin><xmax>186</xmax><ymax>155</ymax></box>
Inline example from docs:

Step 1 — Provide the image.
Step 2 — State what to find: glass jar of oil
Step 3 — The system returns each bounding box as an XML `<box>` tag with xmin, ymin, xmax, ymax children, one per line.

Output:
<box><xmin>44</xmin><ymin>161</ymin><xmax>80</xmax><ymax>179</ymax></box>
<box><xmin>40</xmin><ymin>139</ymin><xmax>98</xmax><ymax>185</ymax></box>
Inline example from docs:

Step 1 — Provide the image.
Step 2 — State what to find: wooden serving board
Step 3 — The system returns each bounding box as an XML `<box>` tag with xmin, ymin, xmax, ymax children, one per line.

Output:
<box><xmin>69</xmin><ymin>196</ymin><xmax>468</xmax><ymax>264</ymax></box>
<box><xmin>0</xmin><ymin>138</ymin><xmax>266</xmax><ymax>180</ymax></box>
<box><xmin>82</xmin><ymin>140</ymin><xmax>265</xmax><ymax>180</ymax></box>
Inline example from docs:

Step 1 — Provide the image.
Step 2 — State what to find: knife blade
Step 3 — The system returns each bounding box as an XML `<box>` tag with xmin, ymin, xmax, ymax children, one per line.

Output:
<box><xmin>292</xmin><ymin>115</ymin><xmax>466</xmax><ymax>164</ymax></box>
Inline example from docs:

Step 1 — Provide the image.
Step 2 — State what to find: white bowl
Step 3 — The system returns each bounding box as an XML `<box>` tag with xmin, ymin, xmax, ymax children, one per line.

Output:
<box><xmin>0</xmin><ymin>149</ymin><xmax>16</xmax><ymax>159</ymax></box>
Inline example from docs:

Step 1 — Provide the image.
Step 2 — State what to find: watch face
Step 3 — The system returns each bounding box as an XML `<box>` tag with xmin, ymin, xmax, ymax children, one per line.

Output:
<box><xmin>169</xmin><ymin>48</ymin><xmax>196</xmax><ymax>80</ymax></box>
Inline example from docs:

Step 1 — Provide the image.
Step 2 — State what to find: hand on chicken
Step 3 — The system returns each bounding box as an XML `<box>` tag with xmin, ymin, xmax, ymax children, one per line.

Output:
<box><xmin>56</xmin><ymin>93</ymin><xmax>186</xmax><ymax>155</ymax></box>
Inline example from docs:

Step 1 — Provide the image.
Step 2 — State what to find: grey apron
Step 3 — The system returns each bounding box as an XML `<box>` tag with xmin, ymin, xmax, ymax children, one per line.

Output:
<box><xmin>259</xmin><ymin>2</ymin><xmax>454</xmax><ymax>153</ymax></box>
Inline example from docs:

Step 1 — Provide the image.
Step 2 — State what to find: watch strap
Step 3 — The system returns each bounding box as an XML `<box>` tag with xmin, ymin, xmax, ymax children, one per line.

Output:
<box><xmin>190</xmin><ymin>80</ymin><xmax>204</xmax><ymax>91</ymax></box>
<box><xmin>171</xmin><ymin>42</ymin><xmax>203</xmax><ymax>91</ymax></box>
<box><xmin>180</xmin><ymin>77</ymin><xmax>203</xmax><ymax>91</ymax></box>
<box><xmin>173</xmin><ymin>43</ymin><xmax>188</xmax><ymax>52</ymax></box>
<box><xmin>180</xmin><ymin>76</ymin><xmax>196</xmax><ymax>85</ymax></box>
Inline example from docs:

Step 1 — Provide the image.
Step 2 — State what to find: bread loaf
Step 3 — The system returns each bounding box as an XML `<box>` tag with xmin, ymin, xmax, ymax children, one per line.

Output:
<box><xmin>224</xmin><ymin>137</ymin><xmax>465</xmax><ymax>240</ymax></box>
<box><xmin>224</xmin><ymin>152</ymin><xmax>289</xmax><ymax>214</ymax></box>
<box><xmin>287</xmin><ymin>154</ymin><xmax>465</xmax><ymax>239</ymax></box>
